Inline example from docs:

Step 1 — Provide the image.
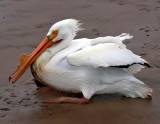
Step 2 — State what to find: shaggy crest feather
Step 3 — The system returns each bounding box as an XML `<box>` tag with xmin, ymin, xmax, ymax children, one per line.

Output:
<box><xmin>47</xmin><ymin>19</ymin><xmax>82</xmax><ymax>37</ymax></box>
<box><xmin>65</xmin><ymin>19</ymin><xmax>83</xmax><ymax>36</ymax></box>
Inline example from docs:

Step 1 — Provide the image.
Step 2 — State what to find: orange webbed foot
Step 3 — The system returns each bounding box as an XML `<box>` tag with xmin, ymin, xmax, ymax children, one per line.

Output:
<box><xmin>43</xmin><ymin>97</ymin><xmax>89</xmax><ymax>104</ymax></box>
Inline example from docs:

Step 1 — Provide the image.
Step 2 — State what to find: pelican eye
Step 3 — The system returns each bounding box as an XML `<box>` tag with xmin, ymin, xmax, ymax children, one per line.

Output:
<box><xmin>53</xmin><ymin>31</ymin><xmax>57</xmax><ymax>34</ymax></box>
<box><xmin>52</xmin><ymin>30</ymin><xmax>58</xmax><ymax>34</ymax></box>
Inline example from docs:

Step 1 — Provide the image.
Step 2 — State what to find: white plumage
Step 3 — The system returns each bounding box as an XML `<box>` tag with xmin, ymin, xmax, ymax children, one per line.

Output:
<box><xmin>31</xmin><ymin>19</ymin><xmax>152</xmax><ymax>103</ymax></box>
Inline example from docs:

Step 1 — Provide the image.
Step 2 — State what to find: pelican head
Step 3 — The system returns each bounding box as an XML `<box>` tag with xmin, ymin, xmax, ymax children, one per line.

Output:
<box><xmin>47</xmin><ymin>19</ymin><xmax>82</xmax><ymax>42</ymax></box>
<box><xmin>9</xmin><ymin>19</ymin><xmax>81</xmax><ymax>83</ymax></box>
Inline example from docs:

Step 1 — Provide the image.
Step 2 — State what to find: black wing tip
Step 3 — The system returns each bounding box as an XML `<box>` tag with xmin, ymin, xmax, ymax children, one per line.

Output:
<box><xmin>111</xmin><ymin>65</ymin><xmax>130</xmax><ymax>68</ymax></box>
<box><xmin>144</xmin><ymin>63</ymin><xmax>151</xmax><ymax>68</ymax></box>
<box><xmin>112</xmin><ymin>63</ymin><xmax>151</xmax><ymax>68</ymax></box>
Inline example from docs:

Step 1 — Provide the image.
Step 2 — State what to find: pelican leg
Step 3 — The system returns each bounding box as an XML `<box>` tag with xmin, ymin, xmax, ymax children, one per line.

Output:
<box><xmin>43</xmin><ymin>97</ymin><xmax>89</xmax><ymax>104</ymax></box>
<box><xmin>37</xmin><ymin>87</ymin><xmax>53</xmax><ymax>93</ymax></box>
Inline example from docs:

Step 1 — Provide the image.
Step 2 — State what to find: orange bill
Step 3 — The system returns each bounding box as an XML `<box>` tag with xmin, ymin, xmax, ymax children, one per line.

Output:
<box><xmin>9</xmin><ymin>36</ymin><xmax>54</xmax><ymax>83</ymax></box>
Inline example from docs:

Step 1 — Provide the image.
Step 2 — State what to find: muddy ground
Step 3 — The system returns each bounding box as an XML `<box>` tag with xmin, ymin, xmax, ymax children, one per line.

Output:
<box><xmin>0</xmin><ymin>0</ymin><xmax>160</xmax><ymax>123</ymax></box>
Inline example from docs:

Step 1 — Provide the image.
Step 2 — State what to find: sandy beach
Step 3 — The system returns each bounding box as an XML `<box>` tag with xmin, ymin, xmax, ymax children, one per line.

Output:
<box><xmin>0</xmin><ymin>0</ymin><xmax>160</xmax><ymax>123</ymax></box>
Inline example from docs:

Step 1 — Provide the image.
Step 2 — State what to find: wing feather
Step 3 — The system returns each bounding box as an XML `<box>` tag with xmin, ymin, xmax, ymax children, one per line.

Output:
<box><xmin>67</xmin><ymin>33</ymin><xmax>150</xmax><ymax>74</ymax></box>
<box><xmin>68</xmin><ymin>43</ymin><xmax>148</xmax><ymax>68</ymax></box>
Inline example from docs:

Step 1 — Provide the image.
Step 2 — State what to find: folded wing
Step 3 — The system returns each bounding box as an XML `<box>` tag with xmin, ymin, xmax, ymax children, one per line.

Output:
<box><xmin>67</xmin><ymin>33</ymin><xmax>150</xmax><ymax>74</ymax></box>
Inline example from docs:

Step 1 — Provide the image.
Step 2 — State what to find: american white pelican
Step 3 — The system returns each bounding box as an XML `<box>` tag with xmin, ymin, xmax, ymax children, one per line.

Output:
<box><xmin>9</xmin><ymin>19</ymin><xmax>153</xmax><ymax>104</ymax></box>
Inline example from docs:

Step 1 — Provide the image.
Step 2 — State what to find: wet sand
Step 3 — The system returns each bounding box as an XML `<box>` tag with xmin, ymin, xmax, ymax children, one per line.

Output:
<box><xmin>0</xmin><ymin>0</ymin><xmax>160</xmax><ymax>123</ymax></box>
